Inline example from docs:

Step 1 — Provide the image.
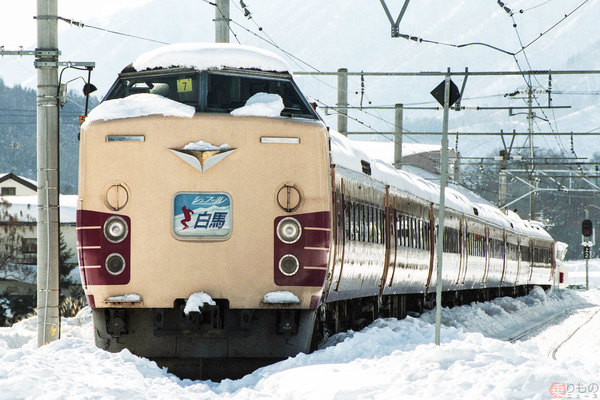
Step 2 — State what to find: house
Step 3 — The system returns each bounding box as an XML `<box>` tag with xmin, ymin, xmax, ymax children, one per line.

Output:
<box><xmin>0</xmin><ymin>172</ymin><xmax>37</xmax><ymax>197</ymax></box>
<box><xmin>0</xmin><ymin>173</ymin><xmax>79</xmax><ymax>298</ymax></box>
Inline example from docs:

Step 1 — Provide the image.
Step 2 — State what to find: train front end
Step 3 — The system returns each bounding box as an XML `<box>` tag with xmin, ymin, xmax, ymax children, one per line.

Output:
<box><xmin>76</xmin><ymin>43</ymin><xmax>331</xmax><ymax>379</ymax></box>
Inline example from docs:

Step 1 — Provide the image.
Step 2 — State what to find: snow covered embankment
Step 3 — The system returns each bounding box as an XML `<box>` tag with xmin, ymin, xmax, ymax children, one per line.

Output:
<box><xmin>0</xmin><ymin>288</ymin><xmax>598</xmax><ymax>399</ymax></box>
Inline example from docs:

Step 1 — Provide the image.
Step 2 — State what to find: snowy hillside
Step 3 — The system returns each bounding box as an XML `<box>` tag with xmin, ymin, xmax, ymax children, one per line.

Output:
<box><xmin>1</xmin><ymin>285</ymin><xmax>599</xmax><ymax>399</ymax></box>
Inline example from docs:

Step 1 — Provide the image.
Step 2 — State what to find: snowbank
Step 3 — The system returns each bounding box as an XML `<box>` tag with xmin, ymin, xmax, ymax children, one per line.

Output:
<box><xmin>0</xmin><ymin>289</ymin><xmax>598</xmax><ymax>399</ymax></box>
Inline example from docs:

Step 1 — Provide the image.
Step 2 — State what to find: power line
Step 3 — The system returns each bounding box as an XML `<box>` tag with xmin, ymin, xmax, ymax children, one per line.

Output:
<box><xmin>394</xmin><ymin>0</ymin><xmax>590</xmax><ymax>57</ymax></box>
<box><xmin>53</xmin><ymin>16</ymin><xmax>170</xmax><ymax>45</ymax></box>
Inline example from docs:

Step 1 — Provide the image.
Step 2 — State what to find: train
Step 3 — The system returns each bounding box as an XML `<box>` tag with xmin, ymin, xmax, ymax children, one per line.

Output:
<box><xmin>77</xmin><ymin>43</ymin><xmax>557</xmax><ymax>380</ymax></box>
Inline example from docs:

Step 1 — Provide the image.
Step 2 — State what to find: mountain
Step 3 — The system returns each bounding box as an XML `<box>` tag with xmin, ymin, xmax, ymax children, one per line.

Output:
<box><xmin>0</xmin><ymin>79</ymin><xmax>97</xmax><ymax>193</ymax></box>
<box><xmin>1</xmin><ymin>0</ymin><xmax>599</xmax><ymax>154</ymax></box>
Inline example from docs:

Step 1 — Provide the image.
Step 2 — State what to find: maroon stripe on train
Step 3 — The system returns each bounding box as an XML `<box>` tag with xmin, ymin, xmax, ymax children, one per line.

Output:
<box><xmin>86</xmin><ymin>295</ymin><xmax>96</xmax><ymax>309</ymax></box>
<box><xmin>77</xmin><ymin>210</ymin><xmax>131</xmax><ymax>286</ymax></box>
<box><xmin>274</xmin><ymin>211</ymin><xmax>330</xmax><ymax>287</ymax></box>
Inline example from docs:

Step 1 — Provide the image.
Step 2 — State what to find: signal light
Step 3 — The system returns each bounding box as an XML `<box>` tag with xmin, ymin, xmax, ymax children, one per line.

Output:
<box><xmin>582</xmin><ymin>219</ymin><xmax>593</xmax><ymax>237</ymax></box>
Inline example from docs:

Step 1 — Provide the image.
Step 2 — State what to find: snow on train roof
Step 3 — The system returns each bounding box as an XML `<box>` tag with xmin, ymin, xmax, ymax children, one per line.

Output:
<box><xmin>131</xmin><ymin>43</ymin><xmax>290</xmax><ymax>73</ymax></box>
<box><xmin>329</xmin><ymin>131</ymin><xmax>552</xmax><ymax>240</ymax></box>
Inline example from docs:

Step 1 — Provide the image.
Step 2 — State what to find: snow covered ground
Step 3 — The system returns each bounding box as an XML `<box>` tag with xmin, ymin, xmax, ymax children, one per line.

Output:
<box><xmin>1</xmin><ymin>287</ymin><xmax>599</xmax><ymax>399</ymax></box>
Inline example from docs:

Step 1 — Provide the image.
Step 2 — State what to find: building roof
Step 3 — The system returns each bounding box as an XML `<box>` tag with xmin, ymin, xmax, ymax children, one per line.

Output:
<box><xmin>0</xmin><ymin>173</ymin><xmax>37</xmax><ymax>192</ymax></box>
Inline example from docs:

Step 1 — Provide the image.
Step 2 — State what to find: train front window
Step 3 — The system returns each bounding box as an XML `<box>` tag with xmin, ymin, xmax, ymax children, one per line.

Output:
<box><xmin>105</xmin><ymin>69</ymin><xmax>317</xmax><ymax>119</ymax></box>
<box><xmin>106</xmin><ymin>72</ymin><xmax>200</xmax><ymax>108</ymax></box>
<box><xmin>206</xmin><ymin>72</ymin><xmax>317</xmax><ymax>119</ymax></box>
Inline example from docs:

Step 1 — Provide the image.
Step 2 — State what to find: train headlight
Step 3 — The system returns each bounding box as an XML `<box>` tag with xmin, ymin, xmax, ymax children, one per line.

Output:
<box><xmin>279</xmin><ymin>254</ymin><xmax>300</xmax><ymax>276</ymax></box>
<box><xmin>104</xmin><ymin>216</ymin><xmax>128</xmax><ymax>243</ymax></box>
<box><xmin>105</xmin><ymin>253</ymin><xmax>126</xmax><ymax>275</ymax></box>
<box><xmin>277</xmin><ymin>217</ymin><xmax>302</xmax><ymax>244</ymax></box>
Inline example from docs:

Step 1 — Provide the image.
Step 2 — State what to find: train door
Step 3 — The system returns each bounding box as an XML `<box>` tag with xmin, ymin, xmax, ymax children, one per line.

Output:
<box><xmin>379</xmin><ymin>187</ymin><xmax>392</xmax><ymax>294</ymax></box>
<box><xmin>482</xmin><ymin>226</ymin><xmax>490</xmax><ymax>284</ymax></box>
<box><xmin>499</xmin><ymin>230</ymin><xmax>507</xmax><ymax>286</ymax></box>
<box><xmin>327</xmin><ymin>174</ymin><xmax>346</xmax><ymax>294</ymax></box>
<box><xmin>515</xmin><ymin>237</ymin><xmax>521</xmax><ymax>285</ymax></box>
<box><xmin>457</xmin><ymin>220</ymin><xmax>469</xmax><ymax>285</ymax></box>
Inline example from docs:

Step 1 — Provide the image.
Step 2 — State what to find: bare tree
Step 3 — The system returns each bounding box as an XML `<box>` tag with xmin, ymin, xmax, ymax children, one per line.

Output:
<box><xmin>0</xmin><ymin>198</ymin><xmax>34</xmax><ymax>281</ymax></box>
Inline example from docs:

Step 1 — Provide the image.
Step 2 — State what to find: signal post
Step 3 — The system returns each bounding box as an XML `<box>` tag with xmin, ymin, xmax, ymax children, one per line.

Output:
<box><xmin>582</xmin><ymin>216</ymin><xmax>594</xmax><ymax>290</ymax></box>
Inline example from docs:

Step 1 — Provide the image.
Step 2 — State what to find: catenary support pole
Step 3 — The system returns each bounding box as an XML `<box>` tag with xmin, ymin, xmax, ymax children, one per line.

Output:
<box><xmin>394</xmin><ymin>104</ymin><xmax>403</xmax><ymax>169</ymax></box>
<box><xmin>435</xmin><ymin>69</ymin><xmax>451</xmax><ymax>346</ymax></box>
<box><xmin>337</xmin><ymin>68</ymin><xmax>348</xmax><ymax>135</ymax></box>
<box><xmin>215</xmin><ymin>0</ymin><xmax>230</xmax><ymax>43</ymax></box>
<box><xmin>36</xmin><ymin>0</ymin><xmax>61</xmax><ymax>346</ymax></box>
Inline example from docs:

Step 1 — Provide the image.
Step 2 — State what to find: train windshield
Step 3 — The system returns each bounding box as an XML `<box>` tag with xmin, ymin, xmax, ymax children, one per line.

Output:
<box><xmin>206</xmin><ymin>71</ymin><xmax>316</xmax><ymax>119</ymax></box>
<box><xmin>104</xmin><ymin>69</ymin><xmax>317</xmax><ymax>119</ymax></box>
<box><xmin>106</xmin><ymin>71</ymin><xmax>200</xmax><ymax>108</ymax></box>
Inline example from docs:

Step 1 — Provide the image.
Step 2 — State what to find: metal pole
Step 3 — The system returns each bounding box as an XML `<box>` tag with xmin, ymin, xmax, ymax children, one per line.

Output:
<box><xmin>585</xmin><ymin>208</ymin><xmax>590</xmax><ymax>291</ymax></box>
<box><xmin>36</xmin><ymin>0</ymin><xmax>60</xmax><ymax>346</ymax></box>
<box><xmin>527</xmin><ymin>78</ymin><xmax>536</xmax><ymax>220</ymax></box>
<box><xmin>215</xmin><ymin>0</ymin><xmax>230</xmax><ymax>43</ymax></box>
<box><xmin>435</xmin><ymin>69</ymin><xmax>451</xmax><ymax>346</ymax></box>
<box><xmin>394</xmin><ymin>103</ymin><xmax>403</xmax><ymax>169</ymax></box>
<box><xmin>499</xmin><ymin>150</ymin><xmax>507</xmax><ymax>207</ymax></box>
<box><xmin>337</xmin><ymin>68</ymin><xmax>348</xmax><ymax>135</ymax></box>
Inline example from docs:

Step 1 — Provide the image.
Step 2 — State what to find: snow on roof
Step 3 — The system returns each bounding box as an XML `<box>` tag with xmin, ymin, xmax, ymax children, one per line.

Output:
<box><xmin>81</xmin><ymin>93</ymin><xmax>195</xmax><ymax>127</ymax></box>
<box><xmin>1</xmin><ymin>195</ymin><xmax>77</xmax><ymax>224</ymax></box>
<box><xmin>354</xmin><ymin>141</ymin><xmax>447</xmax><ymax>164</ymax></box>
<box><xmin>131</xmin><ymin>42</ymin><xmax>290</xmax><ymax>73</ymax></box>
<box><xmin>0</xmin><ymin>173</ymin><xmax>37</xmax><ymax>188</ymax></box>
<box><xmin>329</xmin><ymin>131</ymin><xmax>552</xmax><ymax>239</ymax></box>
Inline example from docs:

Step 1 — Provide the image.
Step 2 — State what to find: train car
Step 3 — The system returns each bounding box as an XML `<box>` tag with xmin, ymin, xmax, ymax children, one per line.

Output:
<box><xmin>77</xmin><ymin>42</ymin><xmax>556</xmax><ymax>380</ymax></box>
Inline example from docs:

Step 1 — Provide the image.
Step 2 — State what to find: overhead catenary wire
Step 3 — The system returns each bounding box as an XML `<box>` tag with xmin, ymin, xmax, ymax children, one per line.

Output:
<box><xmin>395</xmin><ymin>0</ymin><xmax>590</xmax><ymax>57</ymax></box>
<box><xmin>53</xmin><ymin>16</ymin><xmax>170</xmax><ymax>45</ymax></box>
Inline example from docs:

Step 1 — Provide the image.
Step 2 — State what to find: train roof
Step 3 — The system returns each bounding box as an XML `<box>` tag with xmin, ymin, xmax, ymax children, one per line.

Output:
<box><xmin>128</xmin><ymin>43</ymin><xmax>291</xmax><ymax>74</ymax></box>
<box><xmin>329</xmin><ymin>131</ymin><xmax>553</xmax><ymax>240</ymax></box>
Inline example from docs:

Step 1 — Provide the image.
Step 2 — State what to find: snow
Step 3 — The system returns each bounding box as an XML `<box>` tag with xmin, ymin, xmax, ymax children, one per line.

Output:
<box><xmin>564</xmin><ymin>259</ymin><xmax>600</xmax><ymax>289</ymax></box>
<box><xmin>230</xmin><ymin>93</ymin><xmax>285</xmax><ymax>118</ymax></box>
<box><xmin>81</xmin><ymin>93</ymin><xmax>196</xmax><ymax>128</ymax></box>
<box><xmin>1</xmin><ymin>194</ymin><xmax>77</xmax><ymax>224</ymax></box>
<box><xmin>263</xmin><ymin>291</ymin><xmax>301</xmax><ymax>304</ymax></box>
<box><xmin>1</xmin><ymin>286</ymin><xmax>599</xmax><ymax>399</ymax></box>
<box><xmin>330</xmin><ymin>131</ymin><xmax>552</xmax><ymax>240</ymax></box>
<box><xmin>181</xmin><ymin>140</ymin><xmax>232</xmax><ymax>152</ymax></box>
<box><xmin>183</xmin><ymin>292</ymin><xmax>216</xmax><ymax>315</ymax></box>
<box><xmin>132</xmin><ymin>43</ymin><xmax>290</xmax><ymax>73</ymax></box>
<box><xmin>105</xmin><ymin>294</ymin><xmax>142</xmax><ymax>303</ymax></box>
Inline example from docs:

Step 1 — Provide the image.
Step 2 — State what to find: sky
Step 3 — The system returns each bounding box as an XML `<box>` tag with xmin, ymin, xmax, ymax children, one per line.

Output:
<box><xmin>1</xmin><ymin>0</ymin><xmax>153</xmax><ymax>48</ymax></box>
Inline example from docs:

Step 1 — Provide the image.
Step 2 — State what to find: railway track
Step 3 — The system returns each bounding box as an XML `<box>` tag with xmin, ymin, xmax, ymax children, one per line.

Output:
<box><xmin>551</xmin><ymin>306</ymin><xmax>600</xmax><ymax>360</ymax></box>
<box><xmin>506</xmin><ymin>310</ymin><xmax>572</xmax><ymax>343</ymax></box>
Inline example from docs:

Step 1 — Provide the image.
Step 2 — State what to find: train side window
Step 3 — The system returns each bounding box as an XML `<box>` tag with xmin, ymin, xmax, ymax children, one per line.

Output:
<box><xmin>357</xmin><ymin>204</ymin><xmax>362</xmax><ymax>242</ymax></box>
<box><xmin>345</xmin><ymin>202</ymin><xmax>351</xmax><ymax>240</ymax></box>
<box><xmin>368</xmin><ymin>206</ymin><xmax>374</xmax><ymax>243</ymax></box>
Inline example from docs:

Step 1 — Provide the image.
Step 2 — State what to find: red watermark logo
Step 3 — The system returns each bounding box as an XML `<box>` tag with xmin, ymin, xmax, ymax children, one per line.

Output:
<box><xmin>549</xmin><ymin>383</ymin><xmax>566</xmax><ymax>399</ymax></box>
<box><xmin>549</xmin><ymin>382</ymin><xmax>600</xmax><ymax>399</ymax></box>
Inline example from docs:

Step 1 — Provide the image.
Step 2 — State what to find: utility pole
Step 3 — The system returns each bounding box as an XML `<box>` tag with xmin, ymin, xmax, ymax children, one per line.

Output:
<box><xmin>215</xmin><ymin>0</ymin><xmax>230</xmax><ymax>43</ymax></box>
<box><xmin>394</xmin><ymin>104</ymin><xmax>403</xmax><ymax>169</ymax></box>
<box><xmin>499</xmin><ymin>150</ymin><xmax>507</xmax><ymax>207</ymax></box>
<box><xmin>337</xmin><ymin>68</ymin><xmax>348</xmax><ymax>135</ymax></box>
<box><xmin>36</xmin><ymin>0</ymin><xmax>60</xmax><ymax>346</ymax></box>
<box><xmin>527</xmin><ymin>77</ymin><xmax>536</xmax><ymax>220</ymax></box>
<box><xmin>434</xmin><ymin>69</ymin><xmax>452</xmax><ymax>346</ymax></box>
